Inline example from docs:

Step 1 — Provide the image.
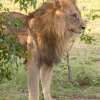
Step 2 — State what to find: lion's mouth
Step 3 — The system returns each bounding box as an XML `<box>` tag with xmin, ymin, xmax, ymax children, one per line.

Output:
<box><xmin>68</xmin><ymin>28</ymin><xmax>81</xmax><ymax>35</ymax></box>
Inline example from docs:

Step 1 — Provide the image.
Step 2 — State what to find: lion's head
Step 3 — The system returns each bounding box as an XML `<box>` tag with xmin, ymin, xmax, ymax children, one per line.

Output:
<box><xmin>28</xmin><ymin>0</ymin><xmax>85</xmax><ymax>39</ymax></box>
<box><xmin>53</xmin><ymin>0</ymin><xmax>85</xmax><ymax>37</ymax></box>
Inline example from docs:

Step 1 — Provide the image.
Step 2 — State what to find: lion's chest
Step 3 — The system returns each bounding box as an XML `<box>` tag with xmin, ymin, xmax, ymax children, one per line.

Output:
<box><xmin>35</xmin><ymin>32</ymin><xmax>60</xmax><ymax>65</ymax></box>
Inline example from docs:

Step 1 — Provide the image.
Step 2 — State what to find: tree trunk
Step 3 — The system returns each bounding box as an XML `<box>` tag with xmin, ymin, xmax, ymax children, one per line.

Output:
<box><xmin>67</xmin><ymin>52</ymin><xmax>72</xmax><ymax>82</ymax></box>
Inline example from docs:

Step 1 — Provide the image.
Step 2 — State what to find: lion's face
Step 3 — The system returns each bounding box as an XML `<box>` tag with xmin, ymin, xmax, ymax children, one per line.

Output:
<box><xmin>54</xmin><ymin>0</ymin><xmax>85</xmax><ymax>37</ymax></box>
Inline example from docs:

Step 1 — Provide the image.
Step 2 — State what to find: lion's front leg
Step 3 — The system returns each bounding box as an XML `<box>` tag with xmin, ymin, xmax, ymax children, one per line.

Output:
<box><xmin>40</xmin><ymin>64</ymin><xmax>53</xmax><ymax>100</ymax></box>
<box><xmin>27</xmin><ymin>57</ymin><xmax>40</xmax><ymax>100</ymax></box>
<box><xmin>27</xmin><ymin>34</ymin><xmax>39</xmax><ymax>100</ymax></box>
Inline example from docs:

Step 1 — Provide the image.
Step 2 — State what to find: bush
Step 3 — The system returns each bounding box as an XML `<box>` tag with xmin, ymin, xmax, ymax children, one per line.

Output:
<box><xmin>0</xmin><ymin>5</ymin><xmax>26</xmax><ymax>82</ymax></box>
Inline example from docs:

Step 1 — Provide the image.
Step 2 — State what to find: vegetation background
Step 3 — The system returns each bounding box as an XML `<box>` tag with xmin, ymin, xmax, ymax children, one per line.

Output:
<box><xmin>0</xmin><ymin>0</ymin><xmax>100</xmax><ymax>100</ymax></box>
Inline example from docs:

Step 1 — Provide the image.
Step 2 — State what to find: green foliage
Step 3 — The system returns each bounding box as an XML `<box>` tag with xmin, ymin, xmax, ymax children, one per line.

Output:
<box><xmin>80</xmin><ymin>33</ymin><xmax>95</xmax><ymax>44</ymax></box>
<box><xmin>14</xmin><ymin>0</ymin><xmax>46</xmax><ymax>12</ymax></box>
<box><xmin>8</xmin><ymin>18</ymin><xmax>24</xmax><ymax>29</ymax></box>
<box><xmin>80</xmin><ymin>23</ymin><xmax>96</xmax><ymax>44</ymax></box>
<box><xmin>0</xmin><ymin>3</ymin><xmax>3</xmax><ymax>10</ymax></box>
<box><xmin>0</xmin><ymin>27</ymin><xmax>25</xmax><ymax>81</ymax></box>
<box><xmin>0</xmin><ymin>5</ymin><xmax>27</xmax><ymax>81</ymax></box>
<box><xmin>14</xmin><ymin>0</ymin><xmax>38</xmax><ymax>12</ymax></box>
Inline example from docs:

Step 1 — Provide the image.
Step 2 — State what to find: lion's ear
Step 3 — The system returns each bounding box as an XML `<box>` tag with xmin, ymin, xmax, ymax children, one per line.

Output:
<box><xmin>54</xmin><ymin>0</ymin><xmax>76</xmax><ymax>8</ymax></box>
<box><xmin>54</xmin><ymin>0</ymin><xmax>62</xmax><ymax>8</ymax></box>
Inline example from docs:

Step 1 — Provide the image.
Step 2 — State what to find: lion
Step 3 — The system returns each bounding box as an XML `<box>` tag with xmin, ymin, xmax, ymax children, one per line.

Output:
<box><xmin>0</xmin><ymin>0</ymin><xmax>85</xmax><ymax>100</ymax></box>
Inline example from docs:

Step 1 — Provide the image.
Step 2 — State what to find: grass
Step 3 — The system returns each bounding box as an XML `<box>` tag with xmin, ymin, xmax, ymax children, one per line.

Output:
<box><xmin>0</xmin><ymin>0</ymin><xmax>100</xmax><ymax>100</ymax></box>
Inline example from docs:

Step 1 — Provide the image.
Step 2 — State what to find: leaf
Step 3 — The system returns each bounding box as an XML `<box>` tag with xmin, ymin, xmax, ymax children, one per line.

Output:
<box><xmin>92</xmin><ymin>14</ymin><xmax>100</xmax><ymax>20</ymax></box>
<box><xmin>80</xmin><ymin>34</ymin><xmax>95</xmax><ymax>44</ymax></box>
<box><xmin>32</xmin><ymin>0</ymin><xmax>37</xmax><ymax>8</ymax></box>
<box><xmin>14</xmin><ymin>0</ymin><xmax>19</xmax><ymax>3</ymax></box>
<box><xmin>0</xmin><ymin>3</ymin><xmax>3</xmax><ymax>9</ymax></box>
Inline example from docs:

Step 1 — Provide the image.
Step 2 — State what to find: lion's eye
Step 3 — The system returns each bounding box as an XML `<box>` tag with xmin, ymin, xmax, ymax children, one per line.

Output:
<box><xmin>72</xmin><ymin>13</ymin><xmax>79</xmax><ymax>20</ymax></box>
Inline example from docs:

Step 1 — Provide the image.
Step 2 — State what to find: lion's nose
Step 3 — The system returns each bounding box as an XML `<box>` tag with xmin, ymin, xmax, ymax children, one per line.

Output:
<box><xmin>81</xmin><ymin>26</ymin><xmax>85</xmax><ymax>30</ymax></box>
<box><xmin>80</xmin><ymin>21</ymin><xmax>86</xmax><ymax>30</ymax></box>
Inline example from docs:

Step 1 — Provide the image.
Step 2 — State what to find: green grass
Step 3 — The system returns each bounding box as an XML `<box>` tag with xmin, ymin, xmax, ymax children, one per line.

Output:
<box><xmin>0</xmin><ymin>0</ymin><xmax>100</xmax><ymax>100</ymax></box>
